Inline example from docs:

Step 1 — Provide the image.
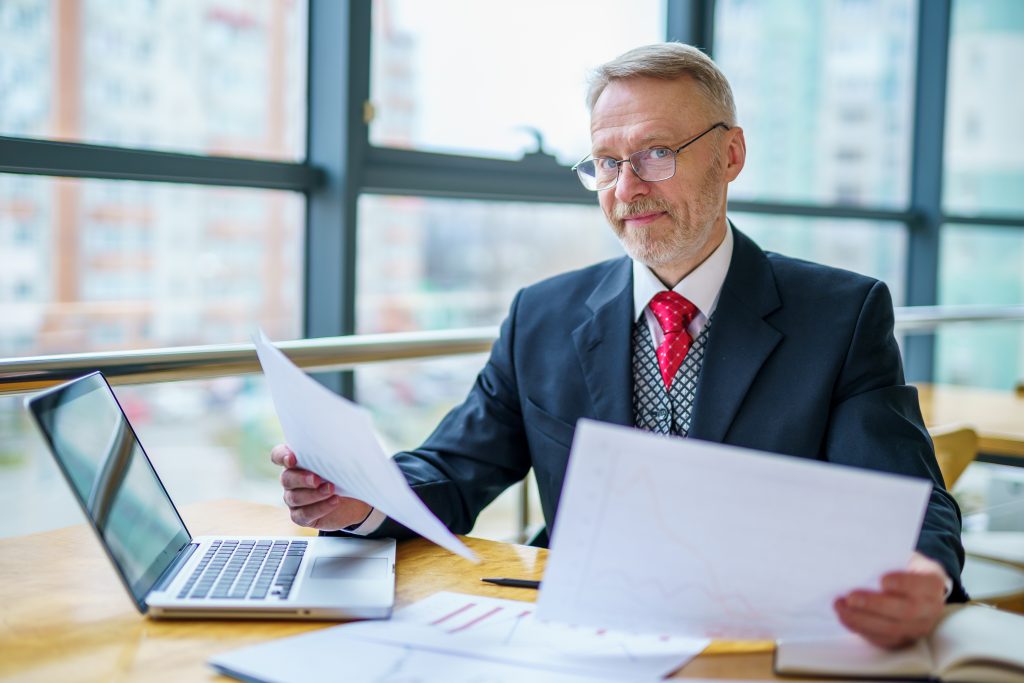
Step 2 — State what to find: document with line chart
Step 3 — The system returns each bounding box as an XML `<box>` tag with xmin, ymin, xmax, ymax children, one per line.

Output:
<box><xmin>537</xmin><ymin>420</ymin><xmax>934</xmax><ymax>640</ymax></box>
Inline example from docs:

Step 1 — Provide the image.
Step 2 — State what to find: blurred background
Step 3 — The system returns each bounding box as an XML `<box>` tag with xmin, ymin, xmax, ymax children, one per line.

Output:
<box><xmin>1</xmin><ymin>0</ymin><xmax>1022</xmax><ymax>542</ymax></box>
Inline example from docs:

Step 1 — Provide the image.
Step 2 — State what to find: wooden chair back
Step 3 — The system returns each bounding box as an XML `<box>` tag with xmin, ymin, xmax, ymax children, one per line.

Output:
<box><xmin>929</xmin><ymin>424</ymin><xmax>978</xmax><ymax>489</ymax></box>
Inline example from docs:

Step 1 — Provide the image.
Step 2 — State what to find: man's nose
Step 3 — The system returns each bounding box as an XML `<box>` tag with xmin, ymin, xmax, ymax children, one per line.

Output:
<box><xmin>613</xmin><ymin>162</ymin><xmax>650</xmax><ymax>203</ymax></box>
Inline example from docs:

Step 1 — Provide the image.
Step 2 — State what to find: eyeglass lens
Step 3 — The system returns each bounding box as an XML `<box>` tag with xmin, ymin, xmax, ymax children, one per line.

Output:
<box><xmin>577</xmin><ymin>147</ymin><xmax>677</xmax><ymax>190</ymax></box>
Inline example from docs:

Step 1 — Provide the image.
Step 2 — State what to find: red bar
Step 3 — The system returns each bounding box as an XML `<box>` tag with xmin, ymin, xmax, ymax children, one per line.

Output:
<box><xmin>448</xmin><ymin>606</ymin><xmax>503</xmax><ymax>633</ymax></box>
<box><xmin>429</xmin><ymin>602</ymin><xmax>476</xmax><ymax>626</ymax></box>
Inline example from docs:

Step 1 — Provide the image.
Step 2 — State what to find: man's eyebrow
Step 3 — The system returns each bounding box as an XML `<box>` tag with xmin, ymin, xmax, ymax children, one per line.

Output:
<box><xmin>591</xmin><ymin>133</ymin><xmax>675</xmax><ymax>156</ymax></box>
<box><xmin>636</xmin><ymin>132</ymin><xmax>675</xmax><ymax>146</ymax></box>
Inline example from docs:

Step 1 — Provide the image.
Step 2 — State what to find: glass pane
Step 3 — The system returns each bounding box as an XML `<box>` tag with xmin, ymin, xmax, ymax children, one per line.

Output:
<box><xmin>714</xmin><ymin>0</ymin><xmax>917</xmax><ymax>207</ymax></box>
<box><xmin>369</xmin><ymin>0</ymin><xmax>663</xmax><ymax>164</ymax></box>
<box><xmin>936</xmin><ymin>224</ymin><xmax>1024</xmax><ymax>389</ymax></box>
<box><xmin>1</xmin><ymin>376</ymin><xmax>287</xmax><ymax>538</ymax></box>
<box><xmin>356</xmin><ymin>195</ymin><xmax>621</xmax><ymax>333</ymax></box>
<box><xmin>731</xmin><ymin>214</ymin><xmax>908</xmax><ymax>304</ymax></box>
<box><xmin>0</xmin><ymin>174</ymin><xmax>304</xmax><ymax>356</ymax></box>
<box><xmin>356</xmin><ymin>195</ymin><xmax>619</xmax><ymax>540</ymax></box>
<box><xmin>0</xmin><ymin>0</ymin><xmax>307</xmax><ymax>161</ymax></box>
<box><xmin>944</xmin><ymin>0</ymin><xmax>1024</xmax><ymax>216</ymax></box>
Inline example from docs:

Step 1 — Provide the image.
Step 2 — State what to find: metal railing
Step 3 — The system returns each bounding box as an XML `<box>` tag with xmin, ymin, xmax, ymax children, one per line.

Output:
<box><xmin>2</xmin><ymin>305</ymin><xmax>1024</xmax><ymax>396</ymax></box>
<box><xmin>891</xmin><ymin>305</ymin><xmax>1024</xmax><ymax>332</ymax></box>
<box><xmin>0</xmin><ymin>327</ymin><xmax>498</xmax><ymax>396</ymax></box>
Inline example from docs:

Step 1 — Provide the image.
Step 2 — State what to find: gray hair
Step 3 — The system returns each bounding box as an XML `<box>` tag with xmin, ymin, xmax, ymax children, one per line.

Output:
<box><xmin>586</xmin><ymin>43</ymin><xmax>737</xmax><ymax>126</ymax></box>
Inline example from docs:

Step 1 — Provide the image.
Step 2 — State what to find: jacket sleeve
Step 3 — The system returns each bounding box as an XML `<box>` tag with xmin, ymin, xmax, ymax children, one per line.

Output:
<box><xmin>823</xmin><ymin>280</ymin><xmax>967</xmax><ymax>601</ymax></box>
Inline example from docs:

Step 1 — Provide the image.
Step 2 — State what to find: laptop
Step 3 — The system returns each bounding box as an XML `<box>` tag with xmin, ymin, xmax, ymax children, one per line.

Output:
<box><xmin>25</xmin><ymin>371</ymin><xmax>396</xmax><ymax>620</ymax></box>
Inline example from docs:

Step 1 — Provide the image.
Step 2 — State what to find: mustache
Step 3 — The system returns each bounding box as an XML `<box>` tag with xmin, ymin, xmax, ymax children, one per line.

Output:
<box><xmin>611</xmin><ymin>197</ymin><xmax>673</xmax><ymax>221</ymax></box>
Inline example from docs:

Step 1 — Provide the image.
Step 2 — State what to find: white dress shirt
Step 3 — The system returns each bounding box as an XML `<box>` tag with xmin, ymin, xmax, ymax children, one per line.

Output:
<box><xmin>346</xmin><ymin>225</ymin><xmax>734</xmax><ymax>537</ymax></box>
<box><xmin>633</xmin><ymin>223</ymin><xmax>733</xmax><ymax>345</ymax></box>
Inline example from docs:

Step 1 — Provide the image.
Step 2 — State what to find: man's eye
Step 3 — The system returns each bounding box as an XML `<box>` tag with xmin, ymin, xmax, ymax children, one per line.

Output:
<box><xmin>595</xmin><ymin>158</ymin><xmax>618</xmax><ymax>171</ymax></box>
<box><xmin>647</xmin><ymin>147</ymin><xmax>673</xmax><ymax>160</ymax></box>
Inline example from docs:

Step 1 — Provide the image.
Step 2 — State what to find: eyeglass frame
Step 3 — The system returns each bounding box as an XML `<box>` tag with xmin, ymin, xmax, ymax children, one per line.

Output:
<box><xmin>572</xmin><ymin>121</ymin><xmax>731</xmax><ymax>191</ymax></box>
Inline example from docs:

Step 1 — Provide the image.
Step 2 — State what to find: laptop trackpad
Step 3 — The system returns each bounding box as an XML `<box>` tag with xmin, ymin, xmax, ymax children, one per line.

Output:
<box><xmin>310</xmin><ymin>556</ymin><xmax>387</xmax><ymax>580</ymax></box>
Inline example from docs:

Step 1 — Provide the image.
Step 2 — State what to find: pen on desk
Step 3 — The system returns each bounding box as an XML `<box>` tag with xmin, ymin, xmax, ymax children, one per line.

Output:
<box><xmin>481</xmin><ymin>577</ymin><xmax>541</xmax><ymax>589</ymax></box>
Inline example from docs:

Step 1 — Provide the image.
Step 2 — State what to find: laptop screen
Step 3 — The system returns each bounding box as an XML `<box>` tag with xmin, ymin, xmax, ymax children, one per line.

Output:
<box><xmin>27</xmin><ymin>372</ymin><xmax>190</xmax><ymax>612</ymax></box>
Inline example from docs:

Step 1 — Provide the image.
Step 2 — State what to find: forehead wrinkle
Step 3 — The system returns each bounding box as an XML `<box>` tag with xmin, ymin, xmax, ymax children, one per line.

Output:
<box><xmin>591</xmin><ymin>119</ymin><xmax>680</xmax><ymax>157</ymax></box>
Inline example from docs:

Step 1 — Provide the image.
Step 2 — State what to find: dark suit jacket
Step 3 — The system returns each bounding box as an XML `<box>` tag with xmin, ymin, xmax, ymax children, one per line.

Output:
<box><xmin>355</xmin><ymin>227</ymin><xmax>966</xmax><ymax>601</ymax></box>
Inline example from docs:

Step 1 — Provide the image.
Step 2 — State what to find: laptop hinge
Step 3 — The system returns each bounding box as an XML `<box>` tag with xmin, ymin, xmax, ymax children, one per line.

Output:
<box><xmin>152</xmin><ymin>542</ymin><xmax>199</xmax><ymax>593</ymax></box>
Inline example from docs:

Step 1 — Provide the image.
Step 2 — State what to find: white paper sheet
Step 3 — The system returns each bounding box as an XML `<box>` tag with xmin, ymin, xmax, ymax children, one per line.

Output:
<box><xmin>537</xmin><ymin>420</ymin><xmax>933</xmax><ymax>640</ymax></box>
<box><xmin>340</xmin><ymin>591</ymin><xmax>708</xmax><ymax>680</ymax></box>
<box><xmin>210</xmin><ymin>634</ymin><xmax>657</xmax><ymax>683</ymax></box>
<box><xmin>209</xmin><ymin>590</ymin><xmax>706</xmax><ymax>683</ymax></box>
<box><xmin>253</xmin><ymin>329</ymin><xmax>476</xmax><ymax>561</ymax></box>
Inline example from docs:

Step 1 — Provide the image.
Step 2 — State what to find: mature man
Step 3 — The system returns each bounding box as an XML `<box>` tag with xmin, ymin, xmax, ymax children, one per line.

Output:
<box><xmin>272</xmin><ymin>43</ymin><xmax>965</xmax><ymax>648</ymax></box>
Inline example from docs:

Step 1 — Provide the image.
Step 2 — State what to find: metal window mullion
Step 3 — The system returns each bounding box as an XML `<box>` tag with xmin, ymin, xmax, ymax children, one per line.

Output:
<box><xmin>666</xmin><ymin>0</ymin><xmax>716</xmax><ymax>52</ymax></box>
<box><xmin>304</xmin><ymin>0</ymin><xmax>371</xmax><ymax>398</ymax></box>
<box><xmin>904</xmin><ymin>0</ymin><xmax>953</xmax><ymax>382</ymax></box>
<box><xmin>0</xmin><ymin>136</ymin><xmax>320</xmax><ymax>191</ymax></box>
<box><xmin>942</xmin><ymin>214</ymin><xmax>1024</xmax><ymax>229</ymax></box>
<box><xmin>361</xmin><ymin>147</ymin><xmax>593</xmax><ymax>204</ymax></box>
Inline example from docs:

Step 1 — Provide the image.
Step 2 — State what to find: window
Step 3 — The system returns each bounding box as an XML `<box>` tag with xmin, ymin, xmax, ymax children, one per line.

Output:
<box><xmin>0</xmin><ymin>0</ymin><xmax>308</xmax><ymax>161</ymax></box>
<box><xmin>936</xmin><ymin>224</ymin><xmax>1024</xmax><ymax>389</ymax></box>
<box><xmin>369</xmin><ymin>0</ymin><xmax>663</xmax><ymax>164</ymax></box>
<box><xmin>733</xmin><ymin>214</ymin><xmax>907</xmax><ymax>304</ymax></box>
<box><xmin>944</xmin><ymin>0</ymin><xmax>1024</xmax><ymax>216</ymax></box>
<box><xmin>933</xmin><ymin>0</ymin><xmax>1024</xmax><ymax>390</ymax></box>
<box><xmin>714</xmin><ymin>0</ymin><xmax>917</xmax><ymax>208</ymax></box>
<box><xmin>356</xmin><ymin>194</ymin><xmax>619</xmax><ymax>449</ymax></box>
<box><xmin>0</xmin><ymin>175</ymin><xmax>304</xmax><ymax>357</ymax></box>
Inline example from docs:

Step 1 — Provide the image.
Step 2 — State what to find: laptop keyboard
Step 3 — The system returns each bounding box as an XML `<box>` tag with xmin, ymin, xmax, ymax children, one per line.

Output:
<box><xmin>177</xmin><ymin>539</ymin><xmax>308</xmax><ymax>601</ymax></box>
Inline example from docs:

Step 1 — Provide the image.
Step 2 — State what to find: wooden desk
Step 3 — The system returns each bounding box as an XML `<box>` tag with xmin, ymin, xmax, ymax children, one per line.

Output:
<box><xmin>916</xmin><ymin>383</ymin><xmax>1024</xmax><ymax>459</ymax></box>
<box><xmin>0</xmin><ymin>500</ymin><xmax>776</xmax><ymax>682</ymax></box>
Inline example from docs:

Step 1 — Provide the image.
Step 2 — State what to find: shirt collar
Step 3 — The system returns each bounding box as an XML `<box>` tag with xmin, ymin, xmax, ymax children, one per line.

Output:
<box><xmin>632</xmin><ymin>223</ymin><xmax>734</xmax><ymax>323</ymax></box>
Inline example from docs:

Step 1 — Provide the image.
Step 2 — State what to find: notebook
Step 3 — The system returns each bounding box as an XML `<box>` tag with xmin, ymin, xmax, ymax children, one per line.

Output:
<box><xmin>25</xmin><ymin>371</ymin><xmax>395</xmax><ymax>620</ymax></box>
<box><xmin>774</xmin><ymin>604</ymin><xmax>1024</xmax><ymax>683</ymax></box>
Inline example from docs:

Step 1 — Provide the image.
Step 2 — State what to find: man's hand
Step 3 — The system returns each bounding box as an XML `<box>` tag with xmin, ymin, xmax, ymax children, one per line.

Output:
<box><xmin>270</xmin><ymin>444</ymin><xmax>372</xmax><ymax>532</ymax></box>
<box><xmin>834</xmin><ymin>551</ymin><xmax>949</xmax><ymax>649</ymax></box>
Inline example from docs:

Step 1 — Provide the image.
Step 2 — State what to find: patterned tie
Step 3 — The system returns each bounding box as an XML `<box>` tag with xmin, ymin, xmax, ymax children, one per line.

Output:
<box><xmin>648</xmin><ymin>291</ymin><xmax>698</xmax><ymax>390</ymax></box>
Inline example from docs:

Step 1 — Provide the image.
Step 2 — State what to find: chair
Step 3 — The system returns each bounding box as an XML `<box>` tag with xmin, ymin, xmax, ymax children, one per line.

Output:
<box><xmin>929</xmin><ymin>423</ymin><xmax>1024</xmax><ymax>613</ymax></box>
<box><xmin>930</xmin><ymin>423</ymin><xmax>978</xmax><ymax>489</ymax></box>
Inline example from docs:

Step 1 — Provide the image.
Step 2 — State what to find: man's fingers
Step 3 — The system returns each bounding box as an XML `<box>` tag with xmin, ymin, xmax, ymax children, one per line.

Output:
<box><xmin>270</xmin><ymin>444</ymin><xmax>296</xmax><ymax>467</ymax></box>
<box><xmin>283</xmin><ymin>482</ymin><xmax>335</xmax><ymax>508</ymax></box>
<box><xmin>280</xmin><ymin>467</ymin><xmax>325</xmax><ymax>490</ymax></box>
<box><xmin>834</xmin><ymin>598</ymin><xmax>909</xmax><ymax>647</ymax></box>
<box><xmin>843</xmin><ymin>590</ymin><xmax>919</xmax><ymax>621</ymax></box>
<box><xmin>881</xmin><ymin>571</ymin><xmax>946</xmax><ymax>601</ymax></box>
<box><xmin>288</xmin><ymin>496</ymin><xmax>341</xmax><ymax>527</ymax></box>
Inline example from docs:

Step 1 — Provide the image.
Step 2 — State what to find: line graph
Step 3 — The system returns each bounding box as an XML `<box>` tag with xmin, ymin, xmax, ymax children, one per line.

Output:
<box><xmin>538</xmin><ymin>421</ymin><xmax>931</xmax><ymax>640</ymax></box>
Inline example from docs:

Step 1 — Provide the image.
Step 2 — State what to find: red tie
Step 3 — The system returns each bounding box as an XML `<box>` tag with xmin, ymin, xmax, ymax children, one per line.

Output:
<box><xmin>648</xmin><ymin>291</ymin><xmax>698</xmax><ymax>390</ymax></box>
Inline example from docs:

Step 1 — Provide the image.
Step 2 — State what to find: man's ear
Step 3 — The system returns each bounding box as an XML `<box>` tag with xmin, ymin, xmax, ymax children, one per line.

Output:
<box><xmin>723</xmin><ymin>127</ymin><xmax>746</xmax><ymax>183</ymax></box>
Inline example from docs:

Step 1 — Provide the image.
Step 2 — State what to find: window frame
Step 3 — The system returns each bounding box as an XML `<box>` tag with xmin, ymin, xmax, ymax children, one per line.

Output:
<box><xmin>2</xmin><ymin>0</ymin><xmax>1023</xmax><ymax>388</ymax></box>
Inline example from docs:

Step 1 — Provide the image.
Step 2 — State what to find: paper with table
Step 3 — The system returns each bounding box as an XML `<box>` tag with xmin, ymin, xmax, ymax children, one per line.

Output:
<box><xmin>210</xmin><ymin>591</ymin><xmax>708</xmax><ymax>682</ymax></box>
<box><xmin>252</xmin><ymin>329</ymin><xmax>475</xmax><ymax>561</ymax></box>
<box><xmin>537</xmin><ymin>419</ymin><xmax>934</xmax><ymax>640</ymax></box>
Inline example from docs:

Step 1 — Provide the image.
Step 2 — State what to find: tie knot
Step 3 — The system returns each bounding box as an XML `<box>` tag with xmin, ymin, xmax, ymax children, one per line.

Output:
<box><xmin>649</xmin><ymin>291</ymin><xmax>698</xmax><ymax>335</ymax></box>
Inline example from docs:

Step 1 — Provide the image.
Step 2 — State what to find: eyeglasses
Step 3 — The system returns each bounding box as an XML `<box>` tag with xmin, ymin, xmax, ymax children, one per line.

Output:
<box><xmin>572</xmin><ymin>122</ymin><xmax>730</xmax><ymax>191</ymax></box>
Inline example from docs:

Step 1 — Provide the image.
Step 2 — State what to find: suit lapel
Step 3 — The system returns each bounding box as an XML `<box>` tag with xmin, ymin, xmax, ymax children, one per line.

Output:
<box><xmin>571</xmin><ymin>258</ymin><xmax>634</xmax><ymax>427</ymax></box>
<box><xmin>689</xmin><ymin>228</ymin><xmax>783</xmax><ymax>443</ymax></box>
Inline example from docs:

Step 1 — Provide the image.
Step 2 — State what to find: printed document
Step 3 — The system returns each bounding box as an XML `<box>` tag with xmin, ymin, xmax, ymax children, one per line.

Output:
<box><xmin>253</xmin><ymin>329</ymin><xmax>475</xmax><ymax>561</ymax></box>
<box><xmin>537</xmin><ymin>420</ymin><xmax>933</xmax><ymax>639</ymax></box>
<box><xmin>341</xmin><ymin>591</ymin><xmax>708</xmax><ymax>679</ymax></box>
<box><xmin>210</xmin><ymin>591</ymin><xmax>706</xmax><ymax>682</ymax></box>
<box><xmin>211</xmin><ymin>632</ymin><xmax>656</xmax><ymax>683</ymax></box>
